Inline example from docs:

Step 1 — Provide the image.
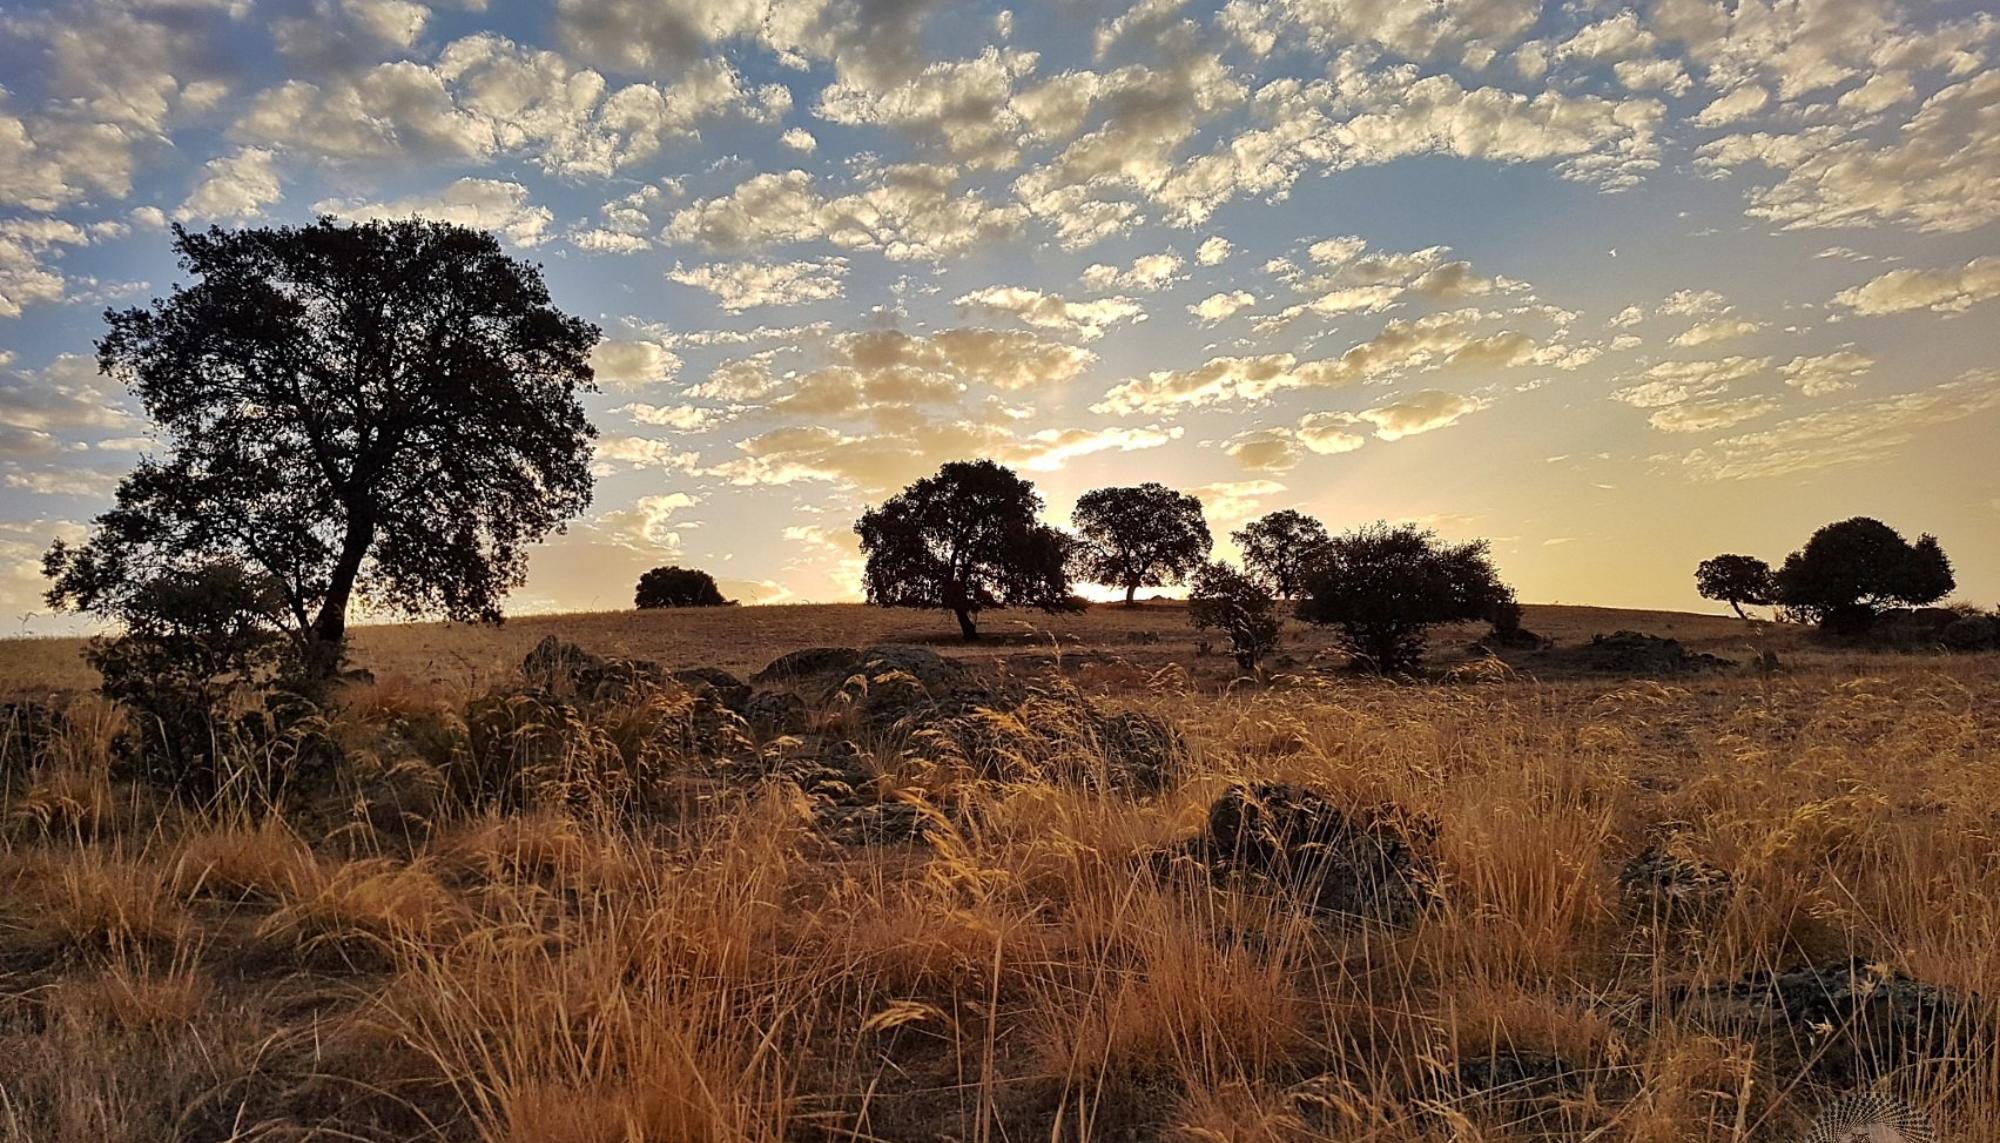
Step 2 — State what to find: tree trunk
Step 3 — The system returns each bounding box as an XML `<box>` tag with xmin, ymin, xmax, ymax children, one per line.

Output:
<box><xmin>1123</xmin><ymin>583</ymin><xmax>1138</xmax><ymax>607</ymax></box>
<box><xmin>304</xmin><ymin>511</ymin><xmax>376</xmax><ymax>686</ymax></box>
<box><xmin>1730</xmin><ymin>600</ymin><xmax>1747</xmax><ymax>620</ymax></box>
<box><xmin>955</xmin><ymin>608</ymin><xmax>979</xmax><ymax>641</ymax></box>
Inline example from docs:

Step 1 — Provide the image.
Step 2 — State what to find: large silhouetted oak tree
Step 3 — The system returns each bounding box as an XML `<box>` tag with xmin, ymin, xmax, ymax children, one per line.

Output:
<box><xmin>1695</xmin><ymin>554</ymin><xmax>1776</xmax><ymax>619</ymax></box>
<box><xmin>1773</xmin><ymin>517</ymin><xmax>1953</xmax><ymax>635</ymax></box>
<box><xmin>43</xmin><ymin>218</ymin><xmax>599</xmax><ymax>684</ymax></box>
<box><xmin>856</xmin><ymin>460</ymin><xmax>1074</xmax><ymax>641</ymax></box>
<box><xmin>1073</xmin><ymin>482</ymin><xmax>1212</xmax><ymax>605</ymax></box>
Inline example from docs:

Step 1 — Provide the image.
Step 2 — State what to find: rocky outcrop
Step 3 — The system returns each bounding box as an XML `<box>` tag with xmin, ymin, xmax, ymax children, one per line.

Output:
<box><xmin>1565</xmin><ymin>631</ymin><xmax>1733</xmax><ymax>674</ymax></box>
<box><xmin>1617</xmin><ymin>846</ymin><xmax>1733</xmax><ymax>918</ymax></box>
<box><xmin>1195</xmin><ymin>783</ymin><xmax>1435</xmax><ymax>923</ymax></box>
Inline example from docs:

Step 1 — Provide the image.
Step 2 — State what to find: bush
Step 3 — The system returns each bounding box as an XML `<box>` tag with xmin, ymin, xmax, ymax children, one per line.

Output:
<box><xmin>1187</xmin><ymin>561</ymin><xmax>1281</xmax><ymax>672</ymax></box>
<box><xmin>1295</xmin><ymin>523</ymin><xmax>1512</xmax><ymax>673</ymax></box>
<box><xmin>1772</xmin><ymin>517</ymin><xmax>1953</xmax><ymax>636</ymax></box>
<box><xmin>635</xmin><ymin>566</ymin><xmax>731</xmax><ymax>609</ymax></box>
<box><xmin>80</xmin><ymin>563</ymin><xmax>293</xmax><ymax>795</ymax></box>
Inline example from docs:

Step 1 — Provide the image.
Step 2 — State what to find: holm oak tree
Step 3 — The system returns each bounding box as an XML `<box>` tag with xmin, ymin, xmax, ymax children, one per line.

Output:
<box><xmin>43</xmin><ymin>218</ymin><xmax>599</xmax><ymax>683</ymax></box>
<box><xmin>1072</xmin><ymin>482</ymin><xmax>1212</xmax><ymax>606</ymax></box>
<box><xmin>856</xmin><ymin>460</ymin><xmax>1075</xmax><ymax>641</ymax></box>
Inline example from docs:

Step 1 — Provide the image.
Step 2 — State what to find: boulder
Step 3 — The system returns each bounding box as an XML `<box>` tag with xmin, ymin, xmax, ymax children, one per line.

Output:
<box><xmin>1088</xmin><ymin>710</ymin><xmax>1189</xmax><ymax>792</ymax></box>
<box><xmin>744</xmin><ymin>690</ymin><xmax>811</xmax><ymax>738</ymax></box>
<box><xmin>1690</xmin><ymin>958</ymin><xmax>1985</xmax><ymax>1083</ymax></box>
<box><xmin>1201</xmin><ymin>783</ymin><xmax>1435</xmax><ymax>923</ymax></box>
<box><xmin>671</xmin><ymin>666</ymin><xmax>751</xmax><ymax>712</ymax></box>
<box><xmin>736</xmin><ymin>736</ymin><xmax>932</xmax><ymax>846</ymax></box>
<box><xmin>750</xmin><ymin>646</ymin><xmax>863</xmax><ymax>686</ymax></box>
<box><xmin>521</xmin><ymin>634</ymin><xmax>601</xmax><ymax>690</ymax></box>
<box><xmin>829</xmin><ymin>645</ymin><xmax>981</xmax><ymax>730</ymax></box>
<box><xmin>1567</xmin><ymin>631</ymin><xmax>1731</xmax><ymax>674</ymax></box>
<box><xmin>1617</xmin><ymin>846</ymin><xmax>1732</xmax><ymax>918</ymax></box>
<box><xmin>1940</xmin><ymin>614</ymin><xmax>1997</xmax><ymax>651</ymax></box>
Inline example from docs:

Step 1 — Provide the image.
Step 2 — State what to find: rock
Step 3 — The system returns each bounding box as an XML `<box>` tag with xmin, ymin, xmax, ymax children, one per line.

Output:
<box><xmin>744</xmin><ymin>690</ymin><xmax>811</xmax><ymax>738</ymax></box>
<box><xmin>738</xmin><ymin>736</ymin><xmax>931</xmax><ymax>846</ymax></box>
<box><xmin>1691</xmin><ymin>958</ymin><xmax>1985</xmax><ymax>1083</ymax></box>
<box><xmin>671</xmin><ymin>666</ymin><xmax>751</xmax><ymax>712</ymax></box>
<box><xmin>1617</xmin><ymin>846</ymin><xmax>1732</xmax><ymax>917</ymax></box>
<box><xmin>1567</xmin><ymin>631</ymin><xmax>1732</xmax><ymax>674</ymax></box>
<box><xmin>1940</xmin><ymin>614</ymin><xmax>1997</xmax><ymax>651</ymax></box>
<box><xmin>1201</xmin><ymin>783</ymin><xmax>1435</xmax><ymax>923</ymax></box>
<box><xmin>829</xmin><ymin>645</ymin><xmax>979</xmax><ymax>730</ymax></box>
<box><xmin>521</xmin><ymin>634</ymin><xmax>601</xmax><ymax>690</ymax></box>
<box><xmin>750</xmin><ymin>646</ymin><xmax>863</xmax><ymax>686</ymax></box>
<box><xmin>1089</xmin><ymin>710</ymin><xmax>1189</xmax><ymax>792</ymax></box>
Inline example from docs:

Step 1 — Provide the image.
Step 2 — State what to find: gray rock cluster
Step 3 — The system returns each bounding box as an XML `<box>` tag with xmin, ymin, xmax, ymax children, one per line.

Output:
<box><xmin>1566</xmin><ymin>630</ymin><xmax>1734</xmax><ymax>674</ymax></box>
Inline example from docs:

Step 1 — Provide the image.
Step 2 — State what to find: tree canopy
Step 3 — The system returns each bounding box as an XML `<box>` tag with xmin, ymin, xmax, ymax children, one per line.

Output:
<box><xmin>1233</xmin><ymin>509</ymin><xmax>1332</xmax><ymax>599</ymax></box>
<box><xmin>1072</xmin><ymin>482</ymin><xmax>1212</xmax><ymax>605</ymax></box>
<box><xmin>43</xmin><ymin>218</ymin><xmax>599</xmax><ymax>683</ymax></box>
<box><xmin>1773</xmin><ymin>517</ymin><xmax>1954</xmax><ymax>634</ymax></box>
<box><xmin>1695</xmin><ymin>554</ymin><xmax>1776</xmax><ymax>619</ymax></box>
<box><xmin>1188</xmin><ymin>560</ymin><xmax>1282</xmax><ymax>672</ymax></box>
<box><xmin>1295</xmin><ymin>522</ymin><xmax>1513</xmax><ymax>673</ymax></box>
<box><xmin>855</xmin><ymin>460</ymin><xmax>1074</xmax><ymax>640</ymax></box>
<box><xmin>635</xmin><ymin>566</ymin><xmax>730</xmax><ymax>608</ymax></box>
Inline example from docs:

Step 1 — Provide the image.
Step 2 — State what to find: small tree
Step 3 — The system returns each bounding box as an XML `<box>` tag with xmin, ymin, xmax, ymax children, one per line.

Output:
<box><xmin>1233</xmin><ymin>509</ymin><xmax>1332</xmax><ymax>599</ymax></box>
<box><xmin>1188</xmin><ymin>561</ymin><xmax>1281</xmax><ymax>672</ymax></box>
<box><xmin>44</xmin><ymin>218</ymin><xmax>599</xmax><ymax>686</ymax></box>
<box><xmin>1073</xmin><ymin>482</ymin><xmax>1212</xmax><ymax>605</ymax></box>
<box><xmin>856</xmin><ymin>460</ymin><xmax>1075</xmax><ymax>641</ymax></box>
<box><xmin>1773</xmin><ymin>517</ymin><xmax>1954</xmax><ymax>635</ymax></box>
<box><xmin>1695</xmin><ymin>554</ymin><xmax>1776</xmax><ymax>619</ymax></box>
<box><xmin>635</xmin><ymin>566</ymin><xmax>730</xmax><ymax>608</ymax></box>
<box><xmin>1296</xmin><ymin>522</ymin><xmax>1512</xmax><ymax>673</ymax></box>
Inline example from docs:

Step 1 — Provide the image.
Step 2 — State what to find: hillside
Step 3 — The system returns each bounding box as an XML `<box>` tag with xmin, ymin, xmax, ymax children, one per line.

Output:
<box><xmin>0</xmin><ymin>601</ymin><xmax>1799</xmax><ymax>696</ymax></box>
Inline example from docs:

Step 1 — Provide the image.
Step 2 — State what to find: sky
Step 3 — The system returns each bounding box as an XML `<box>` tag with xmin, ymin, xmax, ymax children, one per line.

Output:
<box><xmin>1</xmin><ymin>0</ymin><xmax>1997</xmax><ymax>633</ymax></box>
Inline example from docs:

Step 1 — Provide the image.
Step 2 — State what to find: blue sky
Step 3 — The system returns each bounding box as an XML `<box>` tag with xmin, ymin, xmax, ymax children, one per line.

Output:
<box><xmin>2</xmin><ymin>0</ymin><xmax>1997</xmax><ymax>631</ymax></box>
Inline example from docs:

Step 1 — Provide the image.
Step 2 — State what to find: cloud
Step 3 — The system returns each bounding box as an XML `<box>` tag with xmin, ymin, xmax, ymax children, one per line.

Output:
<box><xmin>668</xmin><ymin>257</ymin><xmax>848</xmax><ymax>310</ymax></box>
<box><xmin>0</xmin><ymin>353</ymin><xmax>133</xmax><ymax>436</ymax></box>
<box><xmin>1187</xmin><ymin>479</ymin><xmax>1286</xmax><ymax>527</ymax></box>
<box><xmin>1671</xmin><ymin>316</ymin><xmax>1763</xmax><ymax>346</ymax></box>
<box><xmin>1700</xmin><ymin>71</ymin><xmax>2000</xmax><ymax>234</ymax></box>
<box><xmin>1223</xmin><ymin>428</ymin><xmax>1304</xmax><ymax>472</ymax></box>
<box><xmin>1095</xmin><ymin>309</ymin><xmax>1548</xmax><ymax>414</ymax></box>
<box><xmin>313</xmin><ymin>178</ymin><xmax>555</xmax><ymax>246</ymax></box>
<box><xmin>1613</xmin><ymin>356</ymin><xmax>1770</xmax><ymax>407</ymax></box>
<box><xmin>1781</xmin><ymin>350</ymin><xmax>1874</xmax><ymax>395</ymax></box>
<box><xmin>1357</xmin><ymin>390</ymin><xmax>1488</xmax><ymax>440</ymax></box>
<box><xmin>1832</xmin><ymin>256</ymin><xmax>2000</xmax><ymax>315</ymax></box>
<box><xmin>1647</xmin><ymin>395</ymin><xmax>1781</xmax><ymax>433</ymax></box>
<box><xmin>590</xmin><ymin>334</ymin><xmax>683</xmax><ymax>389</ymax></box>
<box><xmin>1691</xmin><ymin>84</ymin><xmax>1769</xmax><ymax>127</ymax></box>
<box><xmin>0</xmin><ymin>218</ymin><xmax>93</xmax><ymax>318</ymax></box>
<box><xmin>1195</xmin><ymin>235</ymin><xmax>1232</xmax><ymax>265</ymax></box>
<box><xmin>1675</xmin><ymin>372</ymin><xmax>2000</xmax><ymax>480</ymax></box>
<box><xmin>1081</xmin><ymin>251</ymin><xmax>1185</xmax><ymax>291</ymax></box>
<box><xmin>595</xmin><ymin>434</ymin><xmax>700</xmax><ymax>471</ymax></box>
<box><xmin>708</xmin><ymin>415</ymin><xmax>1174</xmax><ymax>493</ymax></box>
<box><xmin>591</xmin><ymin>491</ymin><xmax>700</xmax><ymax>552</ymax></box>
<box><xmin>812</xmin><ymin>47</ymin><xmax>1039</xmax><ymax>168</ymax></box>
<box><xmin>664</xmin><ymin>165</ymin><xmax>1028</xmax><ymax>260</ymax></box>
<box><xmin>1189</xmin><ymin>290</ymin><xmax>1256</xmax><ymax>322</ymax></box>
<box><xmin>176</xmin><ymin>149</ymin><xmax>283</xmax><ymax>222</ymax></box>
<box><xmin>954</xmin><ymin>286</ymin><xmax>1145</xmax><ymax>339</ymax></box>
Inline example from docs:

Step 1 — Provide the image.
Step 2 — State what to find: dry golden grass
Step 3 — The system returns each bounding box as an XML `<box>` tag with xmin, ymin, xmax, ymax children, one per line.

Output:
<box><xmin>1</xmin><ymin>603</ymin><xmax>1995</xmax><ymax>1141</ymax></box>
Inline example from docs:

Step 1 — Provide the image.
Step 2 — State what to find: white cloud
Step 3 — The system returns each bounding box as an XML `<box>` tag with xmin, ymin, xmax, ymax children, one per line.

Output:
<box><xmin>1676</xmin><ymin>372</ymin><xmax>2000</xmax><ymax>480</ymax></box>
<box><xmin>1195</xmin><ymin>235</ymin><xmax>1232</xmax><ymax>265</ymax></box>
<box><xmin>954</xmin><ymin>286</ymin><xmax>1145</xmax><ymax>339</ymax></box>
<box><xmin>780</xmin><ymin>126</ymin><xmax>817</xmax><ymax>151</ymax></box>
<box><xmin>1672</xmin><ymin>316</ymin><xmax>1764</xmax><ymax>347</ymax></box>
<box><xmin>1832</xmin><ymin>256</ymin><xmax>2000</xmax><ymax>315</ymax></box>
<box><xmin>314</xmin><ymin>178</ymin><xmax>554</xmax><ymax>246</ymax></box>
<box><xmin>1692</xmin><ymin>84</ymin><xmax>1769</xmax><ymax>127</ymax></box>
<box><xmin>665</xmin><ymin>165</ymin><xmax>1028</xmax><ymax>260</ymax></box>
<box><xmin>176</xmin><ymin>148</ymin><xmax>282</xmax><ymax>222</ymax></box>
<box><xmin>1781</xmin><ymin>350</ymin><xmax>1874</xmax><ymax>395</ymax></box>
<box><xmin>668</xmin><ymin>257</ymin><xmax>848</xmax><ymax>310</ymax></box>
<box><xmin>1647</xmin><ymin>395</ymin><xmax>1781</xmax><ymax>433</ymax></box>
<box><xmin>1189</xmin><ymin>290</ymin><xmax>1256</xmax><ymax>322</ymax></box>
<box><xmin>1358</xmin><ymin>390</ymin><xmax>1488</xmax><ymax>440</ymax></box>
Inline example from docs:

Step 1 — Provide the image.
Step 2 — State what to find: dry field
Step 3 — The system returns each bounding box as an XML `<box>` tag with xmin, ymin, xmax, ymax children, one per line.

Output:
<box><xmin>1</xmin><ymin>603</ymin><xmax>1996</xmax><ymax>1142</ymax></box>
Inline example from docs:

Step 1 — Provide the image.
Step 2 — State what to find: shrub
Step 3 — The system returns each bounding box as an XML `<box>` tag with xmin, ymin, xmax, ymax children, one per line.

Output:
<box><xmin>635</xmin><ymin>566</ymin><xmax>730</xmax><ymax>609</ymax></box>
<box><xmin>1772</xmin><ymin>517</ymin><xmax>1953</xmax><ymax>635</ymax></box>
<box><xmin>78</xmin><ymin>562</ymin><xmax>292</xmax><ymax>795</ymax></box>
<box><xmin>1295</xmin><ymin>522</ymin><xmax>1512</xmax><ymax>673</ymax></box>
<box><xmin>1187</xmin><ymin>561</ymin><xmax>1281</xmax><ymax>672</ymax></box>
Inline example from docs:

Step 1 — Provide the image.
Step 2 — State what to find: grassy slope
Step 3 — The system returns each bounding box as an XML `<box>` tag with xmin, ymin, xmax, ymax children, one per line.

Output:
<box><xmin>0</xmin><ymin>600</ymin><xmax>1796</xmax><ymax>696</ymax></box>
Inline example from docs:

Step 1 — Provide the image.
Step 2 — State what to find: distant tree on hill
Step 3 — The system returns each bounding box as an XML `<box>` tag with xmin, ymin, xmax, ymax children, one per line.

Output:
<box><xmin>1773</xmin><ymin>517</ymin><xmax>1953</xmax><ymax>635</ymax></box>
<box><xmin>42</xmin><ymin>218</ymin><xmax>599</xmax><ymax>688</ymax></box>
<box><xmin>1233</xmin><ymin>509</ymin><xmax>1332</xmax><ymax>599</ymax></box>
<box><xmin>1072</xmin><ymin>482</ymin><xmax>1212</xmax><ymax>605</ymax></box>
<box><xmin>855</xmin><ymin>460</ymin><xmax>1075</xmax><ymax>641</ymax></box>
<box><xmin>1695</xmin><ymin>554</ymin><xmax>1777</xmax><ymax>619</ymax></box>
<box><xmin>635</xmin><ymin>566</ymin><xmax>730</xmax><ymax>608</ymax></box>
<box><xmin>1296</xmin><ymin>522</ymin><xmax>1513</xmax><ymax>673</ymax></box>
<box><xmin>1188</xmin><ymin>561</ymin><xmax>1281</xmax><ymax>672</ymax></box>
